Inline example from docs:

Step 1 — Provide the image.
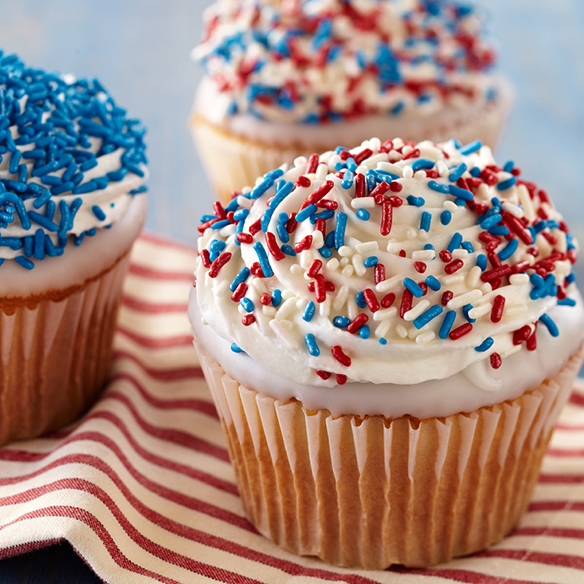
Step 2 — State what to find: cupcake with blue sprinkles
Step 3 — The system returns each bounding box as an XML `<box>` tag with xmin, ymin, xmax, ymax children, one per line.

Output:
<box><xmin>190</xmin><ymin>0</ymin><xmax>512</xmax><ymax>203</ymax></box>
<box><xmin>189</xmin><ymin>136</ymin><xmax>584</xmax><ymax>569</ymax></box>
<box><xmin>0</xmin><ymin>51</ymin><xmax>147</xmax><ymax>445</ymax></box>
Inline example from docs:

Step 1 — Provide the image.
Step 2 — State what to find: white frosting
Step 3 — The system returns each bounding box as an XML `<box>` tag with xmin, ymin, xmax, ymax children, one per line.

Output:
<box><xmin>190</xmin><ymin>137</ymin><xmax>584</xmax><ymax>418</ymax></box>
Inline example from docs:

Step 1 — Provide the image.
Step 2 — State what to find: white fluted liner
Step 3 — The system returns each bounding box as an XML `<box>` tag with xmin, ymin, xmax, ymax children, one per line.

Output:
<box><xmin>195</xmin><ymin>336</ymin><xmax>584</xmax><ymax>569</ymax></box>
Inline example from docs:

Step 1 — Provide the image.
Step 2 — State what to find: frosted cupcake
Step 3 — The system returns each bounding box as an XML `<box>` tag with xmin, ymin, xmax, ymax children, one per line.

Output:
<box><xmin>189</xmin><ymin>137</ymin><xmax>584</xmax><ymax>569</ymax></box>
<box><xmin>0</xmin><ymin>52</ymin><xmax>147</xmax><ymax>445</ymax></box>
<box><xmin>190</xmin><ymin>0</ymin><xmax>512</xmax><ymax>204</ymax></box>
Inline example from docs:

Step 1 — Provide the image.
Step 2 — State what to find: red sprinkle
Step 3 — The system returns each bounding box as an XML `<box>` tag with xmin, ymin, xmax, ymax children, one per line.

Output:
<box><xmin>307</xmin><ymin>259</ymin><xmax>323</xmax><ymax>278</ymax></box>
<box><xmin>316</xmin><ymin>370</ymin><xmax>331</xmax><ymax>380</ymax></box>
<box><xmin>318</xmin><ymin>198</ymin><xmax>338</xmax><ymax>210</ymax></box>
<box><xmin>236</xmin><ymin>232</ymin><xmax>253</xmax><ymax>244</ymax></box>
<box><xmin>260</xmin><ymin>293</ymin><xmax>271</xmax><ymax>305</ymax></box>
<box><xmin>439</xmin><ymin>249</ymin><xmax>452</xmax><ymax>263</ymax></box>
<box><xmin>511</xmin><ymin>260</ymin><xmax>530</xmax><ymax>274</ymax></box>
<box><xmin>400</xmin><ymin>289</ymin><xmax>413</xmax><ymax>318</ymax></box>
<box><xmin>568</xmin><ymin>248</ymin><xmax>577</xmax><ymax>264</ymax></box>
<box><xmin>265</xmin><ymin>231</ymin><xmax>286</xmax><ymax>261</ymax></box>
<box><xmin>336</xmin><ymin>374</ymin><xmax>348</xmax><ymax>385</ymax></box>
<box><xmin>381</xmin><ymin>292</ymin><xmax>396</xmax><ymax>308</ymax></box>
<box><xmin>478</xmin><ymin>232</ymin><xmax>501</xmax><ymax>251</ymax></box>
<box><xmin>381</xmin><ymin>201</ymin><xmax>392</xmax><ymax>236</ymax></box>
<box><xmin>414</xmin><ymin>261</ymin><xmax>427</xmax><ymax>274</ymax></box>
<box><xmin>399</xmin><ymin>250</ymin><xmax>406</xmax><ymax>258</ymax></box>
<box><xmin>370</xmin><ymin>181</ymin><xmax>391</xmax><ymax>198</ymax></box>
<box><xmin>526</xmin><ymin>324</ymin><xmax>537</xmax><ymax>351</ymax></box>
<box><xmin>250</xmin><ymin>262</ymin><xmax>265</xmax><ymax>278</ymax></box>
<box><xmin>490</xmin><ymin>278</ymin><xmax>502</xmax><ymax>290</ymax></box>
<box><xmin>491</xmin><ymin>295</ymin><xmax>505</xmax><ymax>323</ymax></box>
<box><xmin>481</xmin><ymin>265</ymin><xmax>511</xmax><ymax>282</ymax></box>
<box><xmin>293</xmin><ymin>235</ymin><xmax>313</xmax><ymax>253</ymax></box>
<box><xmin>347</xmin><ymin>313</ymin><xmax>369</xmax><ymax>334</ymax></box>
<box><xmin>502</xmin><ymin>211</ymin><xmax>533</xmax><ymax>245</ymax></box>
<box><xmin>354</xmin><ymin>173</ymin><xmax>365</xmax><ymax>198</ymax></box>
<box><xmin>249</xmin><ymin>219</ymin><xmax>262</xmax><ymax>236</ymax></box>
<box><xmin>389</xmin><ymin>182</ymin><xmax>403</xmax><ymax>193</ymax></box>
<box><xmin>374</xmin><ymin>263</ymin><xmax>386</xmax><ymax>284</ymax></box>
<box><xmin>242</xmin><ymin>314</ymin><xmax>256</xmax><ymax>326</ymax></box>
<box><xmin>231</xmin><ymin>282</ymin><xmax>248</xmax><ymax>302</ymax></box>
<box><xmin>200</xmin><ymin>249</ymin><xmax>211</xmax><ymax>268</ymax></box>
<box><xmin>513</xmin><ymin>325</ymin><xmax>532</xmax><ymax>345</ymax></box>
<box><xmin>296</xmin><ymin>175</ymin><xmax>311</xmax><ymax>188</ymax></box>
<box><xmin>490</xmin><ymin>353</ymin><xmax>502</xmax><ymax>369</ymax></box>
<box><xmin>488</xmin><ymin>252</ymin><xmax>502</xmax><ymax>268</ymax></box>
<box><xmin>286</xmin><ymin>213</ymin><xmax>298</xmax><ymax>234</ymax></box>
<box><xmin>302</xmin><ymin>180</ymin><xmax>334</xmax><ymax>208</ymax></box>
<box><xmin>441</xmin><ymin>290</ymin><xmax>454</xmax><ymax>306</ymax></box>
<box><xmin>314</xmin><ymin>274</ymin><xmax>327</xmax><ymax>303</ymax></box>
<box><xmin>449</xmin><ymin>323</ymin><xmax>473</xmax><ymax>340</ymax></box>
<box><xmin>444</xmin><ymin>259</ymin><xmax>464</xmax><ymax>274</ymax></box>
<box><xmin>315</xmin><ymin>218</ymin><xmax>326</xmax><ymax>236</ymax></box>
<box><xmin>209</xmin><ymin>252</ymin><xmax>232</xmax><ymax>278</ymax></box>
<box><xmin>306</xmin><ymin>153</ymin><xmax>320</xmax><ymax>174</ymax></box>
<box><xmin>213</xmin><ymin>201</ymin><xmax>226</xmax><ymax>220</ymax></box>
<box><xmin>363</xmin><ymin>288</ymin><xmax>380</xmax><ymax>312</ymax></box>
<box><xmin>332</xmin><ymin>345</ymin><xmax>352</xmax><ymax>367</ymax></box>
<box><xmin>354</xmin><ymin>148</ymin><xmax>373</xmax><ymax>165</ymax></box>
<box><xmin>542</xmin><ymin>231</ymin><xmax>558</xmax><ymax>245</ymax></box>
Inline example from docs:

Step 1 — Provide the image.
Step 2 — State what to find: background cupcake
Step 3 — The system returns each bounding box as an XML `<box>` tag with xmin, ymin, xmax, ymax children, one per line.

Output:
<box><xmin>190</xmin><ymin>136</ymin><xmax>584</xmax><ymax>569</ymax></box>
<box><xmin>0</xmin><ymin>51</ymin><xmax>147</xmax><ymax>445</ymax></box>
<box><xmin>190</xmin><ymin>0</ymin><xmax>512</xmax><ymax>204</ymax></box>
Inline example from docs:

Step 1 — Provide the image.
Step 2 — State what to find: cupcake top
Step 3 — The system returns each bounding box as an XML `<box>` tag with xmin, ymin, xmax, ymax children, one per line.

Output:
<box><xmin>193</xmin><ymin>0</ymin><xmax>498</xmax><ymax>124</ymax></box>
<box><xmin>193</xmin><ymin>137</ymin><xmax>583</xmax><ymax>406</ymax></box>
<box><xmin>0</xmin><ymin>51</ymin><xmax>147</xmax><ymax>271</ymax></box>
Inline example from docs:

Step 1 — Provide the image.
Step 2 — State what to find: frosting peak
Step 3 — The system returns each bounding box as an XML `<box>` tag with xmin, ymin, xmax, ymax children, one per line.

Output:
<box><xmin>195</xmin><ymin>137</ymin><xmax>581</xmax><ymax>388</ymax></box>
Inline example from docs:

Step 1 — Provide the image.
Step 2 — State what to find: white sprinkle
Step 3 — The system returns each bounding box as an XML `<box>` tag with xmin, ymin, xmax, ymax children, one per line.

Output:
<box><xmin>393</xmin><ymin>138</ymin><xmax>404</xmax><ymax>149</ymax></box>
<box><xmin>504</xmin><ymin>304</ymin><xmax>528</xmax><ymax>317</ymax></box>
<box><xmin>280</xmin><ymin>319</ymin><xmax>295</xmax><ymax>332</ymax></box>
<box><xmin>447</xmin><ymin>289</ymin><xmax>483</xmax><ymax>310</ymax></box>
<box><xmin>418</xmin><ymin>230</ymin><xmax>429</xmax><ymax>241</ymax></box>
<box><xmin>347</xmin><ymin>297</ymin><xmax>358</xmax><ymax>320</ymax></box>
<box><xmin>502</xmin><ymin>202</ymin><xmax>524</xmax><ymax>218</ymax></box>
<box><xmin>377</xmin><ymin>161</ymin><xmax>403</xmax><ymax>176</ymax></box>
<box><xmin>451</xmin><ymin>249</ymin><xmax>468</xmax><ymax>259</ymax></box>
<box><xmin>467</xmin><ymin>265</ymin><xmax>482</xmax><ymax>289</ymax></box>
<box><xmin>468</xmin><ymin>303</ymin><xmax>492</xmax><ymax>319</ymax></box>
<box><xmin>262</xmin><ymin>305</ymin><xmax>277</xmax><ymax>317</ymax></box>
<box><xmin>556</xmin><ymin>260</ymin><xmax>571</xmax><ymax>277</ymax></box>
<box><xmin>276</xmin><ymin>297</ymin><xmax>297</xmax><ymax>320</ymax></box>
<box><xmin>442</xmin><ymin>273</ymin><xmax>466</xmax><ymax>286</ymax></box>
<box><xmin>395</xmin><ymin>323</ymin><xmax>408</xmax><ymax>338</ymax></box>
<box><xmin>517</xmin><ymin>184</ymin><xmax>536</xmax><ymax>221</ymax></box>
<box><xmin>363</xmin><ymin>153</ymin><xmax>387</xmax><ymax>168</ymax></box>
<box><xmin>215</xmin><ymin>279</ymin><xmax>229</xmax><ymax>298</ymax></box>
<box><xmin>404</xmin><ymin>300</ymin><xmax>430</xmax><ymax>321</ymax></box>
<box><xmin>369</xmin><ymin>137</ymin><xmax>381</xmax><ymax>152</ymax></box>
<box><xmin>376</xmin><ymin>274</ymin><xmax>402</xmax><ymax>293</ymax></box>
<box><xmin>219</xmin><ymin>224</ymin><xmax>236</xmax><ymax>238</ymax></box>
<box><xmin>311</xmin><ymin>230</ymin><xmax>324</xmax><ymax>249</ymax></box>
<box><xmin>416</xmin><ymin>330</ymin><xmax>436</xmax><ymax>345</ymax></box>
<box><xmin>406</xmin><ymin>227</ymin><xmax>418</xmax><ymax>240</ymax></box>
<box><xmin>333</xmin><ymin>285</ymin><xmax>350</xmax><ymax>311</ymax></box>
<box><xmin>236</xmin><ymin>195</ymin><xmax>253</xmax><ymax>209</ymax></box>
<box><xmin>388</xmin><ymin>150</ymin><xmax>402</xmax><ymax>162</ymax></box>
<box><xmin>341</xmin><ymin>264</ymin><xmax>354</xmax><ymax>277</ymax></box>
<box><xmin>403</xmin><ymin>166</ymin><xmax>414</xmax><ymax>179</ymax></box>
<box><xmin>327</xmin><ymin>258</ymin><xmax>340</xmax><ymax>272</ymax></box>
<box><xmin>415</xmin><ymin>170</ymin><xmax>427</xmax><ymax>180</ymax></box>
<box><xmin>355</xmin><ymin>164</ymin><xmax>368</xmax><ymax>174</ymax></box>
<box><xmin>300</xmin><ymin>249</ymin><xmax>314</xmax><ymax>269</ymax></box>
<box><xmin>316</xmin><ymin>163</ymin><xmax>328</xmax><ymax>180</ymax></box>
<box><xmin>387</xmin><ymin>241</ymin><xmax>402</xmax><ymax>253</ymax></box>
<box><xmin>412</xmin><ymin>249</ymin><xmax>435</xmax><ymax>261</ymax></box>
<box><xmin>237</xmin><ymin>305</ymin><xmax>246</xmax><ymax>316</ymax></box>
<box><xmin>294</xmin><ymin>156</ymin><xmax>307</xmax><ymax>168</ymax></box>
<box><xmin>319</xmin><ymin>297</ymin><xmax>331</xmax><ymax>318</ymax></box>
<box><xmin>509</xmin><ymin>273</ymin><xmax>529</xmax><ymax>286</ymax></box>
<box><xmin>329</xmin><ymin>154</ymin><xmax>341</xmax><ymax>168</ymax></box>
<box><xmin>408</xmin><ymin>326</ymin><xmax>422</xmax><ymax>339</ymax></box>
<box><xmin>443</xmin><ymin>200</ymin><xmax>458</xmax><ymax>213</ymax></box>
<box><xmin>436</xmin><ymin>160</ymin><xmax>449</xmax><ymax>178</ymax></box>
<box><xmin>290</xmin><ymin>264</ymin><xmax>303</xmax><ymax>276</ymax></box>
<box><xmin>340</xmin><ymin>256</ymin><xmax>350</xmax><ymax>266</ymax></box>
<box><xmin>373</xmin><ymin>306</ymin><xmax>397</xmax><ymax>321</ymax></box>
<box><xmin>251</xmin><ymin>277</ymin><xmax>267</xmax><ymax>294</ymax></box>
<box><xmin>519</xmin><ymin>254</ymin><xmax>536</xmax><ymax>266</ymax></box>
<box><xmin>351</xmin><ymin>197</ymin><xmax>375</xmax><ymax>209</ymax></box>
<box><xmin>402</xmin><ymin>145</ymin><xmax>413</xmax><ymax>156</ymax></box>
<box><xmin>339</xmin><ymin>245</ymin><xmax>354</xmax><ymax>257</ymax></box>
<box><xmin>282</xmin><ymin>289</ymin><xmax>295</xmax><ymax>300</ymax></box>
<box><xmin>479</xmin><ymin>283</ymin><xmax>493</xmax><ymax>295</ymax></box>
<box><xmin>356</xmin><ymin>241</ymin><xmax>379</xmax><ymax>254</ymax></box>
<box><xmin>375</xmin><ymin>319</ymin><xmax>392</xmax><ymax>338</ymax></box>
<box><xmin>269</xmin><ymin>319</ymin><xmax>298</xmax><ymax>349</ymax></box>
<box><xmin>352</xmin><ymin>254</ymin><xmax>366</xmax><ymax>276</ymax></box>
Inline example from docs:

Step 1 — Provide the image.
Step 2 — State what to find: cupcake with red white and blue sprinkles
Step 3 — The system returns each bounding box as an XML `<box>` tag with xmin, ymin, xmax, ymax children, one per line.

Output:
<box><xmin>190</xmin><ymin>0</ymin><xmax>512</xmax><ymax>204</ymax></box>
<box><xmin>0</xmin><ymin>52</ymin><xmax>147</xmax><ymax>445</ymax></box>
<box><xmin>189</xmin><ymin>136</ymin><xmax>584</xmax><ymax>569</ymax></box>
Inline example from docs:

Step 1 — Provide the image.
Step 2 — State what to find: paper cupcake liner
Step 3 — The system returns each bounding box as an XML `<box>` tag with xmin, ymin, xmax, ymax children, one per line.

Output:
<box><xmin>194</xmin><ymin>336</ymin><xmax>584</xmax><ymax>569</ymax></box>
<box><xmin>0</xmin><ymin>249</ymin><xmax>132</xmax><ymax>445</ymax></box>
<box><xmin>190</xmin><ymin>91</ymin><xmax>511</xmax><ymax>206</ymax></box>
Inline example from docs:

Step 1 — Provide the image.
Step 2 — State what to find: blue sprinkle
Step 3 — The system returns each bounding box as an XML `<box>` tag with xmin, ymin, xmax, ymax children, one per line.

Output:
<box><xmin>211</xmin><ymin>219</ymin><xmax>229</xmax><ymax>230</ymax></box>
<box><xmin>34</xmin><ymin>228</ymin><xmax>45</xmax><ymax>261</ymax></box>
<box><xmin>240</xmin><ymin>297</ymin><xmax>255</xmax><ymax>313</ymax></box>
<box><xmin>295</xmin><ymin>204</ymin><xmax>318</xmax><ymax>223</ymax></box>
<box><xmin>439</xmin><ymin>310</ymin><xmax>457</xmax><ymax>339</ymax></box>
<box><xmin>276</xmin><ymin>223</ymin><xmax>289</xmax><ymax>243</ymax></box>
<box><xmin>272</xmin><ymin>289</ymin><xmax>282</xmax><ymax>307</ymax></box>
<box><xmin>403</xmin><ymin>278</ymin><xmax>424</xmax><ymax>298</ymax></box>
<box><xmin>304</xmin><ymin>334</ymin><xmax>320</xmax><ymax>357</ymax></box>
<box><xmin>539</xmin><ymin>314</ymin><xmax>559</xmax><ymax>337</ymax></box>
<box><xmin>303</xmin><ymin>301</ymin><xmax>316</xmax><ymax>322</ymax></box>
<box><xmin>268</xmin><ymin>180</ymin><xmax>295</xmax><ymax>210</ymax></box>
<box><xmin>498</xmin><ymin>238</ymin><xmax>519</xmax><ymax>261</ymax></box>
<box><xmin>425</xmin><ymin>275</ymin><xmax>441</xmax><ymax>291</ymax></box>
<box><xmin>253</xmin><ymin>241</ymin><xmax>273</xmax><ymax>277</ymax></box>
<box><xmin>15</xmin><ymin>256</ymin><xmax>34</xmax><ymax>270</ymax></box>
<box><xmin>440</xmin><ymin>210</ymin><xmax>452</xmax><ymax>225</ymax></box>
<box><xmin>489</xmin><ymin>225</ymin><xmax>509</xmax><ymax>237</ymax></box>
<box><xmin>356</xmin><ymin>291</ymin><xmax>367</xmax><ymax>308</ymax></box>
<box><xmin>446</xmin><ymin>232</ymin><xmax>463</xmax><ymax>253</ymax></box>
<box><xmin>224</xmin><ymin>198</ymin><xmax>240</xmax><ymax>213</ymax></box>
<box><xmin>459</xmin><ymin>140</ymin><xmax>482</xmax><ymax>155</ymax></box>
<box><xmin>420</xmin><ymin>211</ymin><xmax>431</xmax><ymax>232</ymax></box>
<box><xmin>233</xmin><ymin>208</ymin><xmax>249</xmax><ymax>222</ymax></box>
<box><xmin>566</xmin><ymin>273</ymin><xmax>576</xmax><ymax>285</ymax></box>
<box><xmin>231</xmin><ymin>343</ymin><xmax>246</xmax><ymax>354</ymax></box>
<box><xmin>281</xmin><ymin>244</ymin><xmax>296</xmax><ymax>256</ymax></box>
<box><xmin>558</xmin><ymin>298</ymin><xmax>576</xmax><ymax>307</ymax></box>
<box><xmin>23</xmin><ymin>235</ymin><xmax>34</xmax><ymax>257</ymax></box>
<box><xmin>364</xmin><ymin>256</ymin><xmax>378</xmax><ymax>268</ymax></box>
<box><xmin>411</xmin><ymin>158</ymin><xmax>435</xmax><ymax>171</ymax></box>
<box><xmin>491</xmin><ymin>197</ymin><xmax>502</xmax><ymax>208</ymax></box>
<box><xmin>461</xmin><ymin>241</ymin><xmax>474</xmax><ymax>253</ymax></box>
<box><xmin>250</xmin><ymin>176</ymin><xmax>277</xmax><ymax>200</ymax></box>
<box><xmin>413</xmin><ymin>305</ymin><xmax>443</xmax><ymax>329</ymax></box>
<box><xmin>454</xmin><ymin>198</ymin><xmax>467</xmax><ymax>207</ymax></box>
<box><xmin>428</xmin><ymin>180</ymin><xmax>450</xmax><ymax>194</ymax></box>
<box><xmin>470</xmin><ymin>167</ymin><xmax>481</xmax><ymax>177</ymax></box>
<box><xmin>448</xmin><ymin>162</ymin><xmax>467</xmax><ymax>182</ymax></box>
<box><xmin>407</xmin><ymin>195</ymin><xmax>425</xmax><ymax>207</ymax></box>
<box><xmin>424</xmin><ymin>243</ymin><xmax>434</xmax><ymax>251</ymax></box>
<box><xmin>334</xmin><ymin>212</ymin><xmax>347</xmax><ymax>250</ymax></box>
<box><xmin>356</xmin><ymin>208</ymin><xmax>370</xmax><ymax>221</ymax></box>
<box><xmin>475</xmin><ymin>337</ymin><xmax>494</xmax><ymax>352</ymax></box>
<box><xmin>449</xmin><ymin>184</ymin><xmax>473</xmax><ymax>201</ymax></box>
<box><xmin>463</xmin><ymin>304</ymin><xmax>476</xmax><ymax>323</ymax></box>
<box><xmin>479</xmin><ymin>213</ymin><xmax>502</xmax><ymax>230</ymax></box>
<box><xmin>277</xmin><ymin>212</ymin><xmax>288</xmax><ymax>224</ymax></box>
<box><xmin>91</xmin><ymin>205</ymin><xmax>106</xmax><ymax>221</ymax></box>
<box><xmin>497</xmin><ymin>176</ymin><xmax>517</xmax><ymax>191</ymax></box>
<box><xmin>333</xmin><ymin>316</ymin><xmax>350</xmax><ymax>328</ymax></box>
<box><xmin>378</xmin><ymin>337</ymin><xmax>388</xmax><ymax>345</ymax></box>
<box><xmin>360</xmin><ymin>325</ymin><xmax>370</xmax><ymax>339</ymax></box>
<box><xmin>312</xmin><ymin>209</ymin><xmax>334</xmax><ymax>222</ymax></box>
<box><xmin>229</xmin><ymin>267</ymin><xmax>250</xmax><ymax>292</ymax></box>
<box><xmin>318</xmin><ymin>246</ymin><xmax>332</xmax><ymax>258</ymax></box>
<box><xmin>28</xmin><ymin>211</ymin><xmax>58</xmax><ymax>232</ymax></box>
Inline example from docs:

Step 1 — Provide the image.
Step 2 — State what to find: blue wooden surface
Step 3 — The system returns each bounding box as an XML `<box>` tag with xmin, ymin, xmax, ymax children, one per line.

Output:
<box><xmin>0</xmin><ymin>1</ymin><xmax>583</xmax><ymax>579</ymax></box>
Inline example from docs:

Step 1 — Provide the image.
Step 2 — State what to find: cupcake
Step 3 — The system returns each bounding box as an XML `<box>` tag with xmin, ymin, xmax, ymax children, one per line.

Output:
<box><xmin>0</xmin><ymin>51</ymin><xmax>147</xmax><ymax>445</ymax></box>
<box><xmin>190</xmin><ymin>0</ymin><xmax>512</xmax><ymax>204</ymax></box>
<box><xmin>189</xmin><ymin>137</ymin><xmax>584</xmax><ymax>569</ymax></box>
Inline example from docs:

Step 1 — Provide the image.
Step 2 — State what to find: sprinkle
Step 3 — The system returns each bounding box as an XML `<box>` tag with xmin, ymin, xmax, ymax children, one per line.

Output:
<box><xmin>459</xmin><ymin>140</ymin><xmax>482</xmax><ymax>155</ymax></box>
<box><xmin>475</xmin><ymin>337</ymin><xmax>494</xmax><ymax>352</ymax></box>
<box><xmin>449</xmin><ymin>323</ymin><xmax>473</xmax><ymax>340</ymax></box>
<box><xmin>448</xmin><ymin>163</ymin><xmax>468</xmax><ymax>182</ymax></box>
<box><xmin>333</xmin><ymin>316</ymin><xmax>351</xmax><ymax>328</ymax></box>
<box><xmin>413</xmin><ymin>304</ymin><xmax>443</xmax><ymax>329</ymax></box>
<box><xmin>403</xmin><ymin>278</ymin><xmax>424</xmax><ymax>298</ymax></box>
<box><xmin>407</xmin><ymin>195</ymin><xmax>425</xmax><ymax>207</ymax></box>
<box><xmin>411</xmin><ymin>158</ymin><xmax>435</xmax><ymax>171</ymax></box>
<box><xmin>476</xmin><ymin>254</ymin><xmax>487</xmax><ymax>270</ymax></box>
<box><xmin>272</xmin><ymin>289</ymin><xmax>282</xmax><ymax>307</ymax></box>
<box><xmin>444</xmin><ymin>259</ymin><xmax>464</xmax><ymax>274</ymax></box>
<box><xmin>497</xmin><ymin>238</ymin><xmax>519</xmax><ymax>261</ymax></box>
<box><xmin>208</xmin><ymin>252</ymin><xmax>232</xmax><ymax>278</ymax></box>
<box><xmin>334</xmin><ymin>212</ymin><xmax>347</xmax><ymax>249</ymax></box>
<box><xmin>304</xmin><ymin>334</ymin><xmax>320</xmax><ymax>356</ymax></box>
<box><xmin>439</xmin><ymin>310</ymin><xmax>456</xmax><ymax>339</ymax></box>
<box><xmin>303</xmin><ymin>301</ymin><xmax>316</xmax><ymax>321</ymax></box>
<box><xmin>425</xmin><ymin>275</ymin><xmax>441</xmax><ymax>291</ymax></box>
<box><xmin>490</xmin><ymin>353</ymin><xmax>502</xmax><ymax>369</ymax></box>
<box><xmin>332</xmin><ymin>345</ymin><xmax>351</xmax><ymax>367</ymax></box>
<box><xmin>380</xmin><ymin>201</ymin><xmax>392</xmax><ymax>235</ymax></box>
<box><xmin>363</xmin><ymin>288</ymin><xmax>380</xmax><ymax>312</ymax></box>
<box><xmin>348</xmin><ymin>314</ymin><xmax>369</xmax><ymax>334</ymax></box>
<box><xmin>231</xmin><ymin>343</ymin><xmax>245</xmax><ymax>354</ymax></box>
<box><xmin>449</xmin><ymin>184</ymin><xmax>473</xmax><ymax>201</ymax></box>
<box><xmin>356</xmin><ymin>208</ymin><xmax>370</xmax><ymax>221</ymax></box>
<box><xmin>539</xmin><ymin>313</ymin><xmax>559</xmax><ymax>337</ymax></box>
<box><xmin>359</xmin><ymin>325</ymin><xmax>370</xmax><ymax>339</ymax></box>
<box><xmin>428</xmin><ymin>180</ymin><xmax>450</xmax><ymax>194</ymax></box>
<box><xmin>440</xmin><ymin>210</ymin><xmax>452</xmax><ymax>225</ymax></box>
<box><xmin>231</xmin><ymin>282</ymin><xmax>248</xmax><ymax>302</ymax></box>
<box><xmin>252</xmin><ymin>242</ymin><xmax>273</xmax><ymax>277</ymax></box>
<box><xmin>446</xmin><ymin>232</ymin><xmax>463</xmax><ymax>253</ymax></box>
<box><xmin>497</xmin><ymin>176</ymin><xmax>517</xmax><ymax>191</ymax></box>
<box><xmin>295</xmin><ymin>204</ymin><xmax>318</xmax><ymax>223</ymax></box>
<box><xmin>420</xmin><ymin>211</ymin><xmax>431</xmax><ymax>232</ymax></box>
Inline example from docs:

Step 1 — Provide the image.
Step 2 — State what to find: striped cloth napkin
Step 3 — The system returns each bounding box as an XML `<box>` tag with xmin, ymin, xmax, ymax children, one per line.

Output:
<box><xmin>0</xmin><ymin>232</ymin><xmax>582</xmax><ymax>584</ymax></box>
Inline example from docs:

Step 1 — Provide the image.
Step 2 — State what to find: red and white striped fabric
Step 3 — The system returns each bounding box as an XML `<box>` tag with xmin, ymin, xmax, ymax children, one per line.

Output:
<box><xmin>0</xmin><ymin>232</ymin><xmax>582</xmax><ymax>584</ymax></box>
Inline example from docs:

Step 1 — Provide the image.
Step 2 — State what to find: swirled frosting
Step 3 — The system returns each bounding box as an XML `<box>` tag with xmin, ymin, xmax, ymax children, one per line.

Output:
<box><xmin>193</xmin><ymin>0</ymin><xmax>499</xmax><ymax>124</ymax></box>
<box><xmin>0</xmin><ymin>51</ymin><xmax>147</xmax><ymax>270</ymax></box>
<box><xmin>194</xmin><ymin>137</ymin><xmax>582</xmax><ymax>391</ymax></box>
